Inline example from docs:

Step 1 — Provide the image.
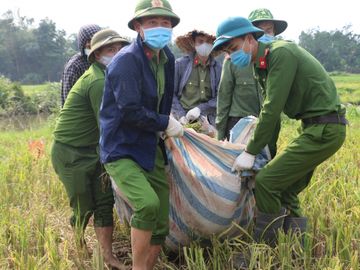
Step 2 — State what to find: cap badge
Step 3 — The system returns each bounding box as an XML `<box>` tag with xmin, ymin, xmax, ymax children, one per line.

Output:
<box><xmin>151</xmin><ymin>0</ymin><xmax>164</xmax><ymax>8</ymax></box>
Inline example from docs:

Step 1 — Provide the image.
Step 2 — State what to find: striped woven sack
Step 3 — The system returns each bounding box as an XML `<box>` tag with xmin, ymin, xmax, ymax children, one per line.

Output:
<box><xmin>112</xmin><ymin>116</ymin><xmax>270</xmax><ymax>251</ymax></box>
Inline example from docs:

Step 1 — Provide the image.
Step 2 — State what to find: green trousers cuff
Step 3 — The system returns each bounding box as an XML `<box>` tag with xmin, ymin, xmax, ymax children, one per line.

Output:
<box><xmin>151</xmin><ymin>236</ymin><xmax>166</xmax><ymax>245</ymax></box>
<box><xmin>130</xmin><ymin>216</ymin><xmax>157</xmax><ymax>231</ymax></box>
<box><xmin>94</xmin><ymin>217</ymin><xmax>114</xmax><ymax>227</ymax></box>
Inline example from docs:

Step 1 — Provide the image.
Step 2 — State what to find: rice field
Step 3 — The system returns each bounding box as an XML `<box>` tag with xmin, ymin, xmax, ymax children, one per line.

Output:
<box><xmin>0</xmin><ymin>78</ymin><xmax>359</xmax><ymax>269</ymax></box>
<box><xmin>331</xmin><ymin>74</ymin><xmax>360</xmax><ymax>105</ymax></box>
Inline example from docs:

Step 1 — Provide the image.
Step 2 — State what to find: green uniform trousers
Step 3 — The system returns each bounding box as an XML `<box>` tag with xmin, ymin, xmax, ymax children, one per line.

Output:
<box><xmin>255</xmin><ymin>123</ymin><xmax>346</xmax><ymax>216</ymax></box>
<box><xmin>51</xmin><ymin>141</ymin><xmax>114</xmax><ymax>229</ymax></box>
<box><xmin>104</xmin><ymin>147</ymin><xmax>169</xmax><ymax>245</ymax></box>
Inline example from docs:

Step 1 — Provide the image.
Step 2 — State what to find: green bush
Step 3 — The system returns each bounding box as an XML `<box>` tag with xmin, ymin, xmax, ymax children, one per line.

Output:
<box><xmin>0</xmin><ymin>76</ymin><xmax>11</xmax><ymax>109</ymax></box>
<box><xmin>21</xmin><ymin>73</ymin><xmax>43</xmax><ymax>84</ymax></box>
<box><xmin>0</xmin><ymin>77</ymin><xmax>61</xmax><ymax>116</ymax></box>
<box><xmin>30</xmin><ymin>83</ymin><xmax>60</xmax><ymax>114</ymax></box>
<box><xmin>0</xmin><ymin>76</ymin><xmax>37</xmax><ymax>116</ymax></box>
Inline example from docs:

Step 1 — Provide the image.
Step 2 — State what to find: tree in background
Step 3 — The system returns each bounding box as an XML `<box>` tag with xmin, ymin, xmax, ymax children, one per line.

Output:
<box><xmin>0</xmin><ymin>11</ymin><xmax>27</xmax><ymax>80</ymax></box>
<box><xmin>34</xmin><ymin>18</ymin><xmax>67</xmax><ymax>82</ymax></box>
<box><xmin>0</xmin><ymin>10</ymin><xmax>70</xmax><ymax>83</ymax></box>
<box><xmin>0</xmin><ymin>10</ymin><xmax>359</xmax><ymax>84</ymax></box>
<box><xmin>299</xmin><ymin>25</ymin><xmax>360</xmax><ymax>73</ymax></box>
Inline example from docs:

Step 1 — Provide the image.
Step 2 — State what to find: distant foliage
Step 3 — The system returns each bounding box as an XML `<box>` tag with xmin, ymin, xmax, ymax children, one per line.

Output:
<box><xmin>299</xmin><ymin>25</ymin><xmax>360</xmax><ymax>73</ymax></box>
<box><xmin>1</xmin><ymin>10</ymin><xmax>359</xmax><ymax>84</ymax></box>
<box><xmin>0</xmin><ymin>76</ymin><xmax>37</xmax><ymax>115</ymax></box>
<box><xmin>0</xmin><ymin>76</ymin><xmax>60</xmax><ymax>116</ymax></box>
<box><xmin>31</xmin><ymin>83</ymin><xmax>60</xmax><ymax>114</ymax></box>
<box><xmin>0</xmin><ymin>10</ymin><xmax>73</xmax><ymax>83</ymax></box>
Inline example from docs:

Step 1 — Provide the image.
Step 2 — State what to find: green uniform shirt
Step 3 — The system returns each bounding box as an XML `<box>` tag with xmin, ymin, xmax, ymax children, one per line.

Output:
<box><xmin>53</xmin><ymin>62</ymin><xmax>105</xmax><ymax>147</ymax></box>
<box><xmin>216</xmin><ymin>58</ymin><xmax>263</xmax><ymax>140</ymax></box>
<box><xmin>247</xmin><ymin>41</ymin><xmax>344</xmax><ymax>155</ymax></box>
<box><xmin>180</xmin><ymin>60</ymin><xmax>212</xmax><ymax>110</ymax></box>
<box><xmin>147</xmin><ymin>48</ymin><xmax>168</xmax><ymax>110</ymax></box>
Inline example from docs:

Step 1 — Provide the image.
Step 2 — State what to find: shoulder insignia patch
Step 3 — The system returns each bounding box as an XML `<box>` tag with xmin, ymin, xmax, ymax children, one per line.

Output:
<box><xmin>259</xmin><ymin>48</ymin><xmax>270</xmax><ymax>69</ymax></box>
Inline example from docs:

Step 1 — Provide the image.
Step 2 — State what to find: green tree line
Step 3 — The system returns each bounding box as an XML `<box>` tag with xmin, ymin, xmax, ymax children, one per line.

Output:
<box><xmin>299</xmin><ymin>25</ymin><xmax>360</xmax><ymax>73</ymax></box>
<box><xmin>0</xmin><ymin>10</ymin><xmax>359</xmax><ymax>84</ymax></box>
<box><xmin>0</xmin><ymin>11</ymin><xmax>76</xmax><ymax>83</ymax></box>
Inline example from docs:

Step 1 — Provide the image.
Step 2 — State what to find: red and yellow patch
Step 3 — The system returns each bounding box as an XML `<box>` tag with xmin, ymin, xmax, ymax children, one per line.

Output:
<box><xmin>151</xmin><ymin>0</ymin><xmax>164</xmax><ymax>8</ymax></box>
<box><xmin>259</xmin><ymin>48</ymin><xmax>270</xmax><ymax>69</ymax></box>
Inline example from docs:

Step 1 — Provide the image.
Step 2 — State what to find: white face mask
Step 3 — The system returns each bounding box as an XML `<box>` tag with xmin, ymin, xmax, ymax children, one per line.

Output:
<box><xmin>195</xmin><ymin>43</ymin><xmax>213</xmax><ymax>57</ymax></box>
<box><xmin>99</xmin><ymin>55</ymin><xmax>114</xmax><ymax>66</ymax></box>
<box><xmin>84</xmin><ymin>48</ymin><xmax>91</xmax><ymax>56</ymax></box>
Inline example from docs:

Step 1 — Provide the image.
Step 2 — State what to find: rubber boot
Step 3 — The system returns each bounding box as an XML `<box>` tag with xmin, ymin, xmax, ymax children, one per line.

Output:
<box><xmin>283</xmin><ymin>216</ymin><xmax>307</xmax><ymax>247</ymax></box>
<box><xmin>254</xmin><ymin>208</ymin><xmax>287</xmax><ymax>247</ymax></box>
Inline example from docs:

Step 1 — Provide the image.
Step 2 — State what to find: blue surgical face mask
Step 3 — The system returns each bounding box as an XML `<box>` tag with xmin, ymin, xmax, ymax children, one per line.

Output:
<box><xmin>258</xmin><ymin>34</ymin><xmax>275</xmax><ymax>43</ymax></box>
<box><xmin>143</xmin><ymin>27</ymin><xmax>173</xmax><ymax>49</ymax></box>
<box><xmin>230</xmin><ymin>42</ymin><xmax>252</xmax><ymax>69</ymax></box>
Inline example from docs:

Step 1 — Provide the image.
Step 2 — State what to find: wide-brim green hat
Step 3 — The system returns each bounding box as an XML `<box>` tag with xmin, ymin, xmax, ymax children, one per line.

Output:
<box><xmin>128</xmin><ymin>0</ymin><xmax>180</xmax><ymax>30</ymax></box>
<box><xmin>248</xmin><ymin>8</ymin><xmax>288</xmax><ymax>35</ymax></box>
<box><xmin>88</xmin><ymin>29</ymin><xmax>130</xmax><ymax>63</ymax></box>
<box><xmin>212</xmin><ymin>17</ymin><xmax>264</xmax><ymax>52</ymax></box>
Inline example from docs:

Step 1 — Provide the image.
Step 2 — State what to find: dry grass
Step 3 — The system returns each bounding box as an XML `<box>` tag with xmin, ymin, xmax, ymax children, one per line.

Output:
<box><xmin>0</xmin><ymin>106</ymin><xmax>359</xmax><ymax>269</ymax></box>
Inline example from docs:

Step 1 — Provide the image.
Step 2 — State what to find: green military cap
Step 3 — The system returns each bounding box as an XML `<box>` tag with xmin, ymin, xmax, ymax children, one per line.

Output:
<box><xmin>248</xmin><ymin>8</ymin><xmax>288</xmax><ymax>36</ymax></box>
<box><xmin>88</xmin><ymin>29</ymin><xmax>130</xmax><ymax>62</ymax></box>
<box><xmin>128</xmin><ymin>0</ymin><xmax>180</xmax><ymax>30</ymax></box>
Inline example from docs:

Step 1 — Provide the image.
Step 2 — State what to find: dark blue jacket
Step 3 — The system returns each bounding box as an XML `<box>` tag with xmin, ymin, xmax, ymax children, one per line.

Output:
<box><xmin>99</xmin><ymin>35</ymin><xmax>175</xmax><ymax>171</ymax></box>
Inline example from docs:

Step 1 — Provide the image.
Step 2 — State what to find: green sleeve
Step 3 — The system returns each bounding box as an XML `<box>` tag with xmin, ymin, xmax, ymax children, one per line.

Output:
<box><xmin>247</xmin><ymin>48</ymin><xmax>297</xmax><ymax>155</ymax></box>
<box><xmin>88</xmin><ymin>79</ymin><xmax>105</xmax><ymax>128</ymax></box>
<box><xmin>216</xmin><ymin>60</ymin><xmax>234</xmax><ymax>140</ymax></box>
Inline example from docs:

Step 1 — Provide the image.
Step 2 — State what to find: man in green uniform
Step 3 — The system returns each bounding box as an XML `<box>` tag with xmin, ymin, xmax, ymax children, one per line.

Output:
<box><xmin>216</xmin><ymin>54</ymin><xmax>262</xmax><ymax>141</ymax></box>
<box><xmin>216</xmin><ymin>8</ymin><xmax>287</xmax><ymax>159</ymax></box>
<box><xmin>212</xmin><ymin>17</ymin><xmax>347</xmax><ymax>246</ymax></box>
<box><xmin>51</xmin><ymin>29</ymin><xmax>129</xmax><ymax>269</ymax></box>
<box><xmin>248</xmin><ymin>8</ymin><xmax>287</xmax><ymax>42</ymax></box>
<box><xmin>99</xmin><ymin>1</ymin><xmax>182</xmax><ymax>269</ymax></box>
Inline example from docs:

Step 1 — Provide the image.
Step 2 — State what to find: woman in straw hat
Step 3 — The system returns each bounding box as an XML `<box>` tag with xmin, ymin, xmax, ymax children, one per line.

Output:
<box><xmin>172</xmin><ymin>30</ymin><xmax>222</xmax><ymax>126</ymax></box>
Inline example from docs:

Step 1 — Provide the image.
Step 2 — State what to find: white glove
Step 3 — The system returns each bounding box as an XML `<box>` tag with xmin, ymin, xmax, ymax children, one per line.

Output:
<box><xmin>186</xmin><ymin>107</ymin><xmax>201</xmax><ymax>122</ymax></box>
<box><xmin>231</xmin><ymin>151</ymin><xmax>256</xmax><ymax>172</ymax></box>
<box><xmin>165</xmin><ymin>116</ymin><xmax>184</xmax><ymax>137</ymax></box>
<box><xmin>179</xmin><ymin>116</ymin><xmax>188</xmax><ymax>125</ymax></box>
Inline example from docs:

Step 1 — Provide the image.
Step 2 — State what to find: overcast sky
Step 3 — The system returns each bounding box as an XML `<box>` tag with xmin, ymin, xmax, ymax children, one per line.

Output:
<box><xmin>1</xmin><ymin>0</ymin><xmax>359</xmax><ymax>42</ymax></box>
